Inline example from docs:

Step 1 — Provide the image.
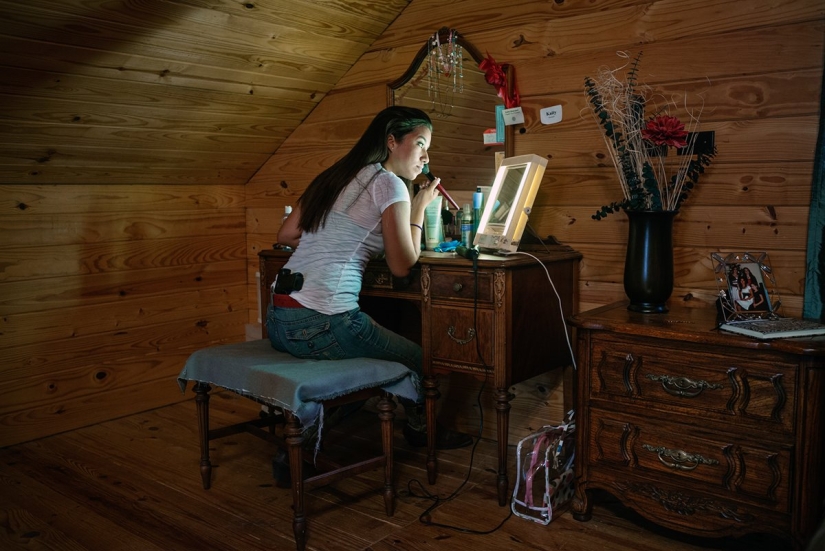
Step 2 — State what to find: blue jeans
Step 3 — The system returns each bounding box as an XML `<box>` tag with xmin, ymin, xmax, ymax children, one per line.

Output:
<box><xmin>266</xmin><ymin>304</ymin><xmax>423</xmax><ymax>396</ymax></box>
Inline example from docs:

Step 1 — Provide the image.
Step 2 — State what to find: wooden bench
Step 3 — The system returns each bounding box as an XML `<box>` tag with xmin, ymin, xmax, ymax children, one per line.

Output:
<box><xmin>177</xmin><ymin>339</ymin><xmax>419</xmax><ymax>551</ymax></box>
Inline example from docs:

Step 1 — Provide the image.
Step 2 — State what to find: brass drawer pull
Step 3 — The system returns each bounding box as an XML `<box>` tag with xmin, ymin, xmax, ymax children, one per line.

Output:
<box><xmin>646</xmin><ymin>374</ymin><xmax>723</xmax><ymax>398</ymax></box>
<box><xmin>642</xmin><ymin>444</ymin><xmax>719</xmax><ymax>471</ymax></box>
<box><xmin>368</xmin><ymin>273</ymin><xmax>388</xmax><ymax>285</ymax></box>
<box><xmin>453</xmin><ymin>282</ymin><xmax>463</xmax><ymax>293</ymax></box>
<box><xmin>447</xmin><ymin>326</ymin><xmax>475</xmax><ymax>345</ymax></box>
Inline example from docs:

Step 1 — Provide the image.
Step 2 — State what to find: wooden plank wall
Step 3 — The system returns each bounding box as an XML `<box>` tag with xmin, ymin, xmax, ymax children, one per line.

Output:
<box><xmin>248</xmin><ymin>0</ymin><xmax>824</xmax><ymax>318</ymax></box>
<box><xmin>0</xmin><ymin>185</ymin><xmax>249</xmax><ymax>446</ymax></box>
<box><xmin>247</xmin><ymin>0</ymin><xmax>825</xmax><ymax>433</ymax></box>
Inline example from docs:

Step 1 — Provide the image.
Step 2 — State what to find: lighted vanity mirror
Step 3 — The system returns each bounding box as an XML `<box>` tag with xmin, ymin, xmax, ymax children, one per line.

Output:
<box><xmin>474</xmin><ymin>154</ymin><xmax>548</xmax><ymax>254</ymax></box>
<box><xmin>387</xmin><ymin>27</ymin><xmax>513</xmax><ymax>193</ymax></box>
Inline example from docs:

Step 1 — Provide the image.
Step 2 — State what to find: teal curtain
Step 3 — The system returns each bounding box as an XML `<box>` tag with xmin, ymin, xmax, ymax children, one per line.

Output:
<box><xmin>803</xmin><ymin>51</ymin><xmax>825</xmax><ymax>321</ymax></box>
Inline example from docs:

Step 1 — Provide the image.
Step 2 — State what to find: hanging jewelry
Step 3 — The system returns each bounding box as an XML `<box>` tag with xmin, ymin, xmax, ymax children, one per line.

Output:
<box><xmin>426</xmin><ymin>28</ymin><xmax>463</xmax><ymax>118</ymax></box>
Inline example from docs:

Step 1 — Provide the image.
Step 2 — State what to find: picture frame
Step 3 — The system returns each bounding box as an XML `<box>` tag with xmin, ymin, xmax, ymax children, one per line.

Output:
<box><xmin>711</xmin><ymin>252</ymin><xmax>780</xmax><ymax>323</ymax></box>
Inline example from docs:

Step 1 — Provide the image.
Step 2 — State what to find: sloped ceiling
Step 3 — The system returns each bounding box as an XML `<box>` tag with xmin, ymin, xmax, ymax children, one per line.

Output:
<box><xmin>0</xmin><ymin>0</ymin><xmax>410</xmax><ymax>185</ymax></box>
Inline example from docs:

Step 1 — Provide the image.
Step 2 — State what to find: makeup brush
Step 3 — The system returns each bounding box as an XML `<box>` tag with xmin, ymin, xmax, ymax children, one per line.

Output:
<box><xmin>422</xmin><ymin>164</ymin><xmax>460</xmax><ymax>210</ymax></box>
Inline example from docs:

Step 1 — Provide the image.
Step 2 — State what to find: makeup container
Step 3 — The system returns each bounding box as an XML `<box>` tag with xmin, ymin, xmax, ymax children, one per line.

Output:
<box><xmin>424</xmin><ymin>196</ymin><xmax>444</xmax><ymax>251</ymax></box>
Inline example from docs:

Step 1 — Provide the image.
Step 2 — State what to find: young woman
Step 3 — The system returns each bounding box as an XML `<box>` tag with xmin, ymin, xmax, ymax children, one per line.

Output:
<box><xmin>267</xmin><ymin>106</ymin><xmax>471</xmax><ymax>450</ymax></box>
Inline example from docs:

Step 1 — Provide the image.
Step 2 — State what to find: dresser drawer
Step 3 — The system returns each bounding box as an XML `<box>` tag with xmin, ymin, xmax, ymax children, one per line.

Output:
<box><xmin>588</xmin><ymin>410</ymin><xmax>792</xmax><ymax>512</ymax></box>
<box><xmin>606</xmin><ymin>475</ymin><xmax>784</xmax><ymax>534</ymax></box>
<box><xmin>590</xmin><ymin>335</ymin><xmax>797</xmax><ymax>435</ymax></box>
<box><xmin>429</xmin><ymin>269</ymin><xmax>493</xmax><ymax>304</ymax></box>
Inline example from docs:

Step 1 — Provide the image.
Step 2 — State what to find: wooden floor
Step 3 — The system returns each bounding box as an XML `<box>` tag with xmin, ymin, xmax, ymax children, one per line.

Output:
<box><xmin>0</xmin><ymin>392</ymin><xmax>794</xmax><ymax>551</ymax></box>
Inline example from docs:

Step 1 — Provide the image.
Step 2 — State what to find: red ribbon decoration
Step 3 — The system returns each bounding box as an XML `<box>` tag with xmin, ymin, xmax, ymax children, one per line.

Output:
<box><xmin>479</xmin><ymin>53</ymin><xmax>520</xmax><ymax>109</ymax></box>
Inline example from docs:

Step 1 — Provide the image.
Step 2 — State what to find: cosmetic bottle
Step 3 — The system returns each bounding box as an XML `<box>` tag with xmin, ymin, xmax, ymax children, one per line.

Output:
<box><xmin>472</xmin><ymin>187</ymin><xmax>483</xmax><ymax>242</ymax></box>
<box><xmin>424</xmin><ymin>196</ymin><xmax>444</xmax><ymax>251</ymax></box>
<box><xmin>454</xmin><ymin>208</ymin><xmax>464</xmax><ymax>242</ymax></box>
<box><xmin>441</xmin><ymin>209</ymin><xmax>454</xmax><ymax>241</ymax></box>
<box><xmin>461</xmin><ymin>203</ymin><xmax>473</xmax><ymax>246</ymax></box>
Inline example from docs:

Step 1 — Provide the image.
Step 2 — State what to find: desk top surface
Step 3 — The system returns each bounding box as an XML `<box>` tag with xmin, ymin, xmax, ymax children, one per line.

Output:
<box><xmin>261</xmin><ymin>245</ymin><xmax>582</xmax><ymax>268</ymax></box>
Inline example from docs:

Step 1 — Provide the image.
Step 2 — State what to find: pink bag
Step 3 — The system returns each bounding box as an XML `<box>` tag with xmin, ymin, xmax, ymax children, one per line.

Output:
<box><xmin>511</xmin><ymin>410</ymin><xmax>575</xmax><ymax>525</ymax></box>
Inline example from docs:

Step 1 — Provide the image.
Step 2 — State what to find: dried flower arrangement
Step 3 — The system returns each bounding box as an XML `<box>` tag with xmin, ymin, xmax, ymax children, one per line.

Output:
<box><xmin>585</xmin><ymin>52</ymin><xmax>716</xmax><ymax>220</ymax></box>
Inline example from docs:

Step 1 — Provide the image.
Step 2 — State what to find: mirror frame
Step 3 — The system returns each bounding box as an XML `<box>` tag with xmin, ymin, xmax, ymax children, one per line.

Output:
<box><xmin>387</xmin><ymin>27</ymin><xmax>514</xmax><ymax>159</ymax></box>
<box><xmin>474</xmin><ymin>153</ymin><xmax>547</xmax><ymax>253</ymax></box>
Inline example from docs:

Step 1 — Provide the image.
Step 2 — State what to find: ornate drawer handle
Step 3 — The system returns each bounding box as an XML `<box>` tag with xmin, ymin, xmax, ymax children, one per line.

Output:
<box><xmin>642</xmin><ymin>444</ymin><xmax>719</xmax><ymax>471</ymax></box>
<box><xmin>453</xmin><ymin>282</ymin><xmax>463</xmax><ymax>293</ymax></box>
<box><xmin>447</xmin><ymin>326</ymin><xmax>475</xmax><ymax>345</ymax></box>
<box><xmin>646</xmin><ymin>374</ymin><xmax>723</xmax><ymax>398</ymax></box>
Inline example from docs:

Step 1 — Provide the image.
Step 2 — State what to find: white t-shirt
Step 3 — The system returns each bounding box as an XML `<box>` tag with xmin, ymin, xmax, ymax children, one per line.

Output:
<box><xmin>282</xmin><ymin>163</ymin><xmax>409</xmax><ymax>314</ymax></box>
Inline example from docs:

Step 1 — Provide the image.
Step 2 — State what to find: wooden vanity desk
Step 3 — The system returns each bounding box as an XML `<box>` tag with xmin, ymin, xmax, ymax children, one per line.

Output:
<box><xmin>569</xmin><ymin>301</ymin><xmax>825</xmax><ymax>550</ymax></box>
<box><xmin>260</xmin><ymin>246</ymin><xmax>581</xmax><ymax>505</ymax></box>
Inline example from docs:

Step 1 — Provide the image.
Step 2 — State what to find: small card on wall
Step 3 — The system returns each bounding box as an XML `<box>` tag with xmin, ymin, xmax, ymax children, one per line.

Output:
<box><xmin>483</xmin><ymin>128</ymin><xmax>502</xmax><ymax>145</ymax></box>
<box><xmin>502</xmin><ymin>106</ymin><xmax>525</xmax><ymax>126</ymax></box>
<box><xmin>540</xmin><ymin>105</ymin><xmax>563</xmax><ymax>125</ymax></box>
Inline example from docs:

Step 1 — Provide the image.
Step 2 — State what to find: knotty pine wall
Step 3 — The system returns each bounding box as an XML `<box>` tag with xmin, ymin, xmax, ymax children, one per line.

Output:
<box><xmin>0</xmin><ymin>185</ymin><xmax>249</xmax><ymax>446</ymax></box>
<box><xmin>247</xmin><ymin>0</ymin><xmax>824</xmax><ymax>439</ymax></box>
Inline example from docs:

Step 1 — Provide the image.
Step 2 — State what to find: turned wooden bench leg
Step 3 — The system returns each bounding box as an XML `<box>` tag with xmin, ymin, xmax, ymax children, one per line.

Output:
<box><xmin>285</xmin><ymin>411</ymin><xmax>307</xmax><ymax>551</ymax></box>
<box><xmin>377</xmin><ymin>394</ymin><xmax>397</xmax><ymax>517</ymax></box>
<box><xmin>194</xmin><ymin>383</ymin><xmax>212</xmax><ymax>490</ymax></box>
<box><xmin>424</xmin><ymin>376</ymin><xmax>440</xmax><ymax>485</ymax></box>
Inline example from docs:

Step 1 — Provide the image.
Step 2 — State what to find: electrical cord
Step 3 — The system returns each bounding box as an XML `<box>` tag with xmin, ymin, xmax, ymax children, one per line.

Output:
<box><xmin>504</xmin><ymin>223</ymin><xmax>578</xmax><ymax>371</ymax></box>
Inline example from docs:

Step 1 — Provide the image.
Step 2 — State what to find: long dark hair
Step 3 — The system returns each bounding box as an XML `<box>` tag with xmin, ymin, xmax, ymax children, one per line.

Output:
<box><xmin>298</xmin><ymin>106</ymin><xmax>432</xmax><ymax>233</ymax></box>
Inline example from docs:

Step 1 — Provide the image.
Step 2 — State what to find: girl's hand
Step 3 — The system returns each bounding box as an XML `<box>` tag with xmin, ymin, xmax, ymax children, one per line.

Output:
<box><xmin>411</xmin><ymin>177</ymin><xmax>441</xmax><ymax>220</ymax></box>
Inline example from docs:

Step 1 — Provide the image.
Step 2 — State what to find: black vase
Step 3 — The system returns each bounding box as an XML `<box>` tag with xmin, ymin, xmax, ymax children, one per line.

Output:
<box><xmin>623</xmin><ymin>210</ymin><xmax>676</xmax><ymax>313</ymax></box>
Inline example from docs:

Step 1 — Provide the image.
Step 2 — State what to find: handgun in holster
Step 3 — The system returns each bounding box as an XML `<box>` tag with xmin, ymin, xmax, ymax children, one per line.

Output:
<box><xmin>272</xmin><ymin>268</ymin><xmax>304</xmax><ymax>295</ymax></box>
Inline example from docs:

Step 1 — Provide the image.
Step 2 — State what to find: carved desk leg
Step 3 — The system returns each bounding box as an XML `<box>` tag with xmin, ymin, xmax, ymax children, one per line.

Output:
<box><xmin>194</xmin><ymin>382</ymin><xmax>212</xmax><ymax>490</ymax></box>
<box><xmin>424</xmin><ymin>375</ymin><xmax>440</xmax><ymax>485</ymax></box>
<box><xmin>495</xmin><ymin>387</ymin><xmax>512</xmax><ymax>506</ymax></box>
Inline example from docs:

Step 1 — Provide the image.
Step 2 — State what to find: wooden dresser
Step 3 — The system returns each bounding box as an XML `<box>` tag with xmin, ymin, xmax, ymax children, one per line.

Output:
<box><xmin>569</xmin><ymin>302</ymin><xmax>825</xmax><ymax>550</ymax></box>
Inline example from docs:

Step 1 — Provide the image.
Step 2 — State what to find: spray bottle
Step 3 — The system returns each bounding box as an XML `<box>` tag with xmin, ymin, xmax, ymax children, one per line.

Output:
<box><xmin>461</xmin><ymin>203</ymin><xmax>473</xmax><ymax>246</ymax></box>
<box><xmin>472</xmin><ymin>187</ymin><xmax>484</xmax><ymax>244</ymax></box>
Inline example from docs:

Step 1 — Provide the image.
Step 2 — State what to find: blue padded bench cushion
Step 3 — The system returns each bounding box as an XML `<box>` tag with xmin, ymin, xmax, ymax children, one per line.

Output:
<box><xmin>177</xmin><ymin>339</ymin><xmax>419</xmax><ymax>429</ymax></box>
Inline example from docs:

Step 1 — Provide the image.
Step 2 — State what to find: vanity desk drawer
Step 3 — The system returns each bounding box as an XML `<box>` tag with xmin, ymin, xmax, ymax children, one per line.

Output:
<box><xmin>428</xmin><ymin>269</ymin><xmax>493</xmax><ymax>304</ymax></box>
<box><xmin>427</xmin><ymin>304</ymin><xmax>494</xmax><ymax>368</ymax></box>
<box><xmin>363</xmin><ymin>264</ymin><xmax>421</xmax><ymax>295</ymax></box>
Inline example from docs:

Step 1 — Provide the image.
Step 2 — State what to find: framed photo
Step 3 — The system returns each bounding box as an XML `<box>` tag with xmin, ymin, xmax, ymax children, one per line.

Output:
<box><xmin>711</xmin><ymin>252</ymin><xmax>779</xmax><ymax>323</ymax></box>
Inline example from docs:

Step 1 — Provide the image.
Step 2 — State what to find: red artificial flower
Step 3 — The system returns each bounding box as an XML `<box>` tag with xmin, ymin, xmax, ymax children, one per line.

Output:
<box><xmin>642</xmin><ymin>115</ymin><xmax>688</xmax><ymax>148</ymax></box>
<box><xmin>479</xmin><ymin>53</ymin><xmax>520</xmax><ymax>109</ymax></box>
<box><xmin>480</xmin><ymin>53</ymin><xmax>507</xmax><ymax>89</ymax></box>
